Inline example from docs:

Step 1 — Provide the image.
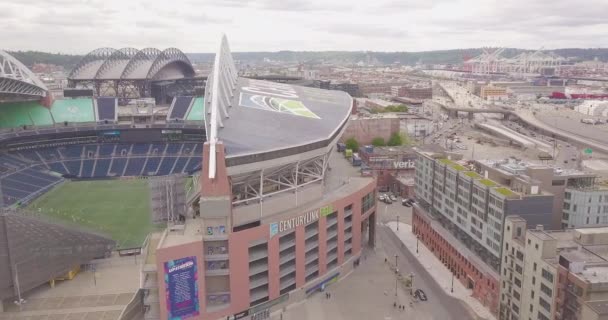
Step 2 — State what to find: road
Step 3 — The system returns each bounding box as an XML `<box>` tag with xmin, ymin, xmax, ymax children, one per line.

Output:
<box><xmin>377</xmin><ymin>202</ymin><xmax>479</xmax><ymax>320</ymax></box>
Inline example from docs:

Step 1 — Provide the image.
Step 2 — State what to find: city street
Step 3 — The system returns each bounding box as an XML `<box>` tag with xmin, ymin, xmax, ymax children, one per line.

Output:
<box><xmin>271</xmin><ymin>201</ymin><xmax>479</xmax><ymax>320</ymax></box>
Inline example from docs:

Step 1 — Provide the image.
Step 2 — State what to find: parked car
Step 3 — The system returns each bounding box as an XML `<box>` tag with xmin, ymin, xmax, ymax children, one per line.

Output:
<box><xmin>390</xmin><ymin>194</ymin><xmax>398</xmax><ymax>202</ymax></box>
<box><xmin>379</xmin><ymin>194</ymin><xmax>386</xmax><ymax>201</ymax></box>
<box><xmin>415</xmin><ymin>289</ymin><xmax>428</xmax><ymax>301</ymax></box>
<box><xmin>384</xmin><ymin>197</ymin><xmax>393</xmax><ymax>204</ymax></box>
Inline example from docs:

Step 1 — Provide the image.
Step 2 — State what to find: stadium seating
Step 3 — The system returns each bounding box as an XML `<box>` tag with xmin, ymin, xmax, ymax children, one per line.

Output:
<box><xmin>168</xmin><ymin>96</ymin><xmax>193</xmax><ymax>120</ymax></box>
<box><xmin>108</xmin><ymin>158</ymin><xmax>127</xmax><ymax>176</ymax></box>
<box><xmin>186</xmin><ymin>97</ymin><xmax>205</xmax><ymax>121</ymax></box>
<box><xmin>0</xmin><ymin>101</ymin><xmax>54</xmax><ymax>129</ymax></box>
<box><xmin>50</xmin><ymin>99</ymin><xmax>96</xmax><ymax>124</ymax></box>
<box><xmin>124</xmin><ymin>157</ymin><xmax>146</xmax><ymax>176</ymax></box>
<box><xmin>142</xmin><ymin>157</ymin><xmax>162</xmax><ymax>175</ymax></box>
<box><xmin>81</xmin><ymin>159</ymin><xmax>95</xmax><ymax>177</ymax></box>
<box><xmin>156</xmin><ymin>157</ymin><xmax>178</xmax><ymax>175</ymax></box>
<box><xmin>93</xmin><ymin>159</ymin><xmax>111</xmax><ymax>177</ymax></box>
<box><xmin>1</xmin><ymin>167</ymin><xmax>63</xmax><ymax>206</ymax></box>
<box><xmin>0</xmin><ymin>142</ymin><xmax>203</xmax><ymax>206</ymax></box>
<box><xmin>96</xmin><ymin>97</ymin><xmax>116</xmax><ymax>121</ymax></box>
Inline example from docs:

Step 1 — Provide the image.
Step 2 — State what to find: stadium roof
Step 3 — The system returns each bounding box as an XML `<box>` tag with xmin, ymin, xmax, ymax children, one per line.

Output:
<box><xmin>68</xmin><ymin>47</ymin><xmax>195</xmax><ymax>81</ymax></box>
<box><xmin>0</xmin><ymin>50</ymin><xmax>48</xmax><ymax>98</ymax></box>
<box><xmin>205</xmin><ymin>36</ymin><xmax>352</xmax><ymax>178</ymax></box>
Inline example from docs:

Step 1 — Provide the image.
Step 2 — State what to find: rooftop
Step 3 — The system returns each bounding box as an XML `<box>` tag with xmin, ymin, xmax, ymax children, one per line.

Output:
<box><xmin>585</xmin><ymin>300</ymin><xmax>608</xmax><ymax>315</ymax></box>
<box><xmin>220</xmin><ymin>77</ymin><xmax>352</xmax><ymax>159</ymax></box>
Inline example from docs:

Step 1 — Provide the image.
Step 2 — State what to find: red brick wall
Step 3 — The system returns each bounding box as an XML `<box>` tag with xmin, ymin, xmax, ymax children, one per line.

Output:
<box><xmin>412</xmin><ymin>208</ymin><xmax>499</xmax><ymax>316</ymax></box>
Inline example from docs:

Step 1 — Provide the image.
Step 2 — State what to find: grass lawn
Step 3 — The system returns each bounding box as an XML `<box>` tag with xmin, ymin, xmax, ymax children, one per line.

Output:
<box><xmin>28</xmin><ymin>179</ymin><xmax>158</xmax><ymax>248</ymax></box>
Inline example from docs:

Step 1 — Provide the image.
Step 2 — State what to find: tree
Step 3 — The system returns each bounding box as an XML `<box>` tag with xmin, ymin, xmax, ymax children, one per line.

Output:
<box><xmin>387</xmin><ymin>132</ymin><xmax>402</xmax><ymax>146</ymax></box>
<box><xmin>387</xmin><ymin>132</ymin><xmax>412</xmax><ymax>146</ymax></box>
<box><xmin>345</xmin><ymin>137</ymin><xmax>359</xmax><ymax>152</ymax></box>
<box><xmin>371</xmin><ymin>137</ymin><xmax>386</xmax><ymax>147</ymax></box>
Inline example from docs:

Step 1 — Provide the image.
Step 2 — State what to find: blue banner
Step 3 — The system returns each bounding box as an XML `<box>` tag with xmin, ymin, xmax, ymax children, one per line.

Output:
<box><xmin>164</xmin><ymin>256</ymin><xmax>199</xmax><ymax>319</ymax></box>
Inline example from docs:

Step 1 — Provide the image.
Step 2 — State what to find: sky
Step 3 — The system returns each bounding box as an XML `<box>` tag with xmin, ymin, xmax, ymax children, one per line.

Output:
<box><xmin>0</xmin><ymin>0</ymin><xmax>606</xmax><ymax>53</ymax></box>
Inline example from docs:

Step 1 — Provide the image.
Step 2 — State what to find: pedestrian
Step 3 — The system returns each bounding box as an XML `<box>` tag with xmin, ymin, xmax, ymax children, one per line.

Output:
<box><xmin>385</xmin><ymin>257</ymin><xmax>387</xmax><ymax>263</ymax></box>
<box><xmin>394</xmin><ymin>302</ymin><xmax>397</xmax><ymax>308</ymax></box>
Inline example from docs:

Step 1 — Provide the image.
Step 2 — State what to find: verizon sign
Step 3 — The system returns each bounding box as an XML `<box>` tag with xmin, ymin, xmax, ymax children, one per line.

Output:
<box><xmin>393</xmin><ymin>160</ymin><xmax>416</xmax><ymax>169</ymax></box>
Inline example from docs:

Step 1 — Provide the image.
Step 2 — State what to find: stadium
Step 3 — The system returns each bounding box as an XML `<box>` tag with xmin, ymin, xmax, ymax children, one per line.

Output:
<box><xmin>0</xmin><ymin>36</ymin><xmax>377</xmax><ymax>320</ymax></box>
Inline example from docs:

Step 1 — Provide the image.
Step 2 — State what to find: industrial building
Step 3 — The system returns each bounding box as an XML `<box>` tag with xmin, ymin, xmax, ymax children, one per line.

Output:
<box><xmin>358</xmin><ymin>146</ymin><xmax>417</xmax><ymax>192</ymax></box>
<box><xmin>391</xmin><ymin>84</ymin><xmax>433</xmax><ymax>100</ymax></box>
<box><xmin>341</xmin><ymin>113</ymin><xmax>400</xmax><ymax>145</ymax></box>
<box><xmin>501</xmin><ymin>216</ymin><xmax>608</xmax><ymax>320</ymax></box>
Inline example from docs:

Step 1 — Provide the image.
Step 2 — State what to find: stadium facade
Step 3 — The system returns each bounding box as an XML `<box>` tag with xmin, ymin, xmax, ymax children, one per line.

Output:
<box><xmin>141</xmin><ymin>36</ymin><xmax>377</xmax><ymax>319</ymax></box>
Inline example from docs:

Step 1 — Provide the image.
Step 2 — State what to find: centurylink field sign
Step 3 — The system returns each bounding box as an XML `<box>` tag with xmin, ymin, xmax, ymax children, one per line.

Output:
<box><xmin>269</xmin><ymin>204</ymin><xmax>334</xmax><ymax>238</ymax></box>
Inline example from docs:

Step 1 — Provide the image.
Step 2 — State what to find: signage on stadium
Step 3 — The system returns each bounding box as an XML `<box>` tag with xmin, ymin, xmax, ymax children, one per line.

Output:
<box><xmin>270</xmin><ymin>209</ymin><xmax>320</xmax><ymax>237</ymax></box>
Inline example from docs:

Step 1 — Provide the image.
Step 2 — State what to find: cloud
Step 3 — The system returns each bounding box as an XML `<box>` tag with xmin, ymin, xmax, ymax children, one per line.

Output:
<box><xmin>324</xmin><ymin>23</ymin><xmax>408</xmax><ymax>39</ymax></box>
<box><xmin>0</xmin><ymin>0</ymin><xmax>606</xmax><ymax>53</ymax></box>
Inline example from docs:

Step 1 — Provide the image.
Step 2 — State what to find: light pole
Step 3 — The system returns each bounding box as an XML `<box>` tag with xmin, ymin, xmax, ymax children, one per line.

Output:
<box><xmin>416</xmin><ymin>235</ymin><xmax>419</xmax><ymax>254</ymax></box>
<box><xmin>394</xmin><ymin>254</ymin><xmax>399</xmax><ymax>303</ymax></box>
<box><xmin>13</xmin><ymin>264</ymin><xmax>26</xmax><ymax>312</ymax></box>
<box><xmin>451</xmin><ymin>267</ymin><xmax>454</xmax><ymax>293</ymax></box>
<box><xmin>397</xmin><ymin>215</ymin><xmax>399</xmax><ymax>230</ymax></box>
<box><xmin>410</xmin><ymin>273</ymin><xmax>415</xmax><ymax>296</ymax></box>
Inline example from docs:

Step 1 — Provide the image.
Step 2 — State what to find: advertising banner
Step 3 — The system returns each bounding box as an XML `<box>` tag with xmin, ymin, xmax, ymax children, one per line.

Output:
<box><xmin>164</xmin><ymin>256</ymin><xmax>200</xmax><ymax>319</ymax></box>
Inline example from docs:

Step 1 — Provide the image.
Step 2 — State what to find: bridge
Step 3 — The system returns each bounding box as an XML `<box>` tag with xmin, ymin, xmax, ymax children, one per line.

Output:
<box><xmin>437</xmin><ymin>103</ymin><xmax>515</xmax><ymax>119</ymax></box>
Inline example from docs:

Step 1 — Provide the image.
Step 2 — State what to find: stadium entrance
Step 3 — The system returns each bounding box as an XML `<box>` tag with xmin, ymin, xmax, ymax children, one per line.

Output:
<box><xmin>361</xmin><ymin>212</ymin><xmax>376</xmax><ymax>248</ymax></box>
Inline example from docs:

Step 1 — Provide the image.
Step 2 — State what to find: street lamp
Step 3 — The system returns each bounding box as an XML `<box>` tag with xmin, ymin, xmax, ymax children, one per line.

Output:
<box><xmin>451</xmin><ymin>268</ymin><xmax>455</xmax><ymax>293</ymax></box>
<box><xmin>13</xmin><ymin>264</ymin><xmax>26</xmax><ymax>312</ymax></box>
<box><xmin>397</xmin><ymin>215</ymin><xmax>399</xmax><ymax>230</ymax></box>
<box><xmin>394</xmin><ymin>254</ymin><xmax>399</xmax><ymax>303</ymax></box>
<box><xmin>416</xmin><ymin>235</ymin><xmax>419</xmax><ymax>254</ymax></box>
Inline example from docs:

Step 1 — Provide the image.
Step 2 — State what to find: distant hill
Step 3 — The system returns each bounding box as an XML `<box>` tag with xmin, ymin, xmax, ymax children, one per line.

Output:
<box><xmin>8</xmin><ymin>51</ymin><xmax>83</xmax><ymax>71</ymax></box>
<box><xmin>6</xmin><ymin>48</ymin><xmax>608</xmax><ymax>71</ymax></box>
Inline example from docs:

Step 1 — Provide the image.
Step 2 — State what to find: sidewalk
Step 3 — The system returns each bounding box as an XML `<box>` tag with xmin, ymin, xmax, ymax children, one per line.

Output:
<box><xmin>386</xmin><ymin>221</ymin><xmax>497</xmax><ymax>320</ymax></box>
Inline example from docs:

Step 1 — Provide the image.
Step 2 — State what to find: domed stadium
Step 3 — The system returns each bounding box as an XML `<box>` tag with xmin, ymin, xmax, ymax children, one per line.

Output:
<box><xmin>68</xmin><ymin>47</ymin><xmax>202</xmax><ymax>103</ymax></box>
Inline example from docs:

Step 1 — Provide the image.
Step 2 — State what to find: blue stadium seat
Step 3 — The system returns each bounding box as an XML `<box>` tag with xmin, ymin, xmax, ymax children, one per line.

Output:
<box><xmin>130</xmin><ymin>144</ymin><xmax>150</xmax><ymax>155</ymax></box>
<box><xmin>93</xmin><ymin>159</ymin><xmax>111</xmax><ymax>177</ymax></box>
<box><xmin>143</xmin><ymin>157</ymin><xmax>162</xmax><ymax>175</ymax></box>
<box><xmin>61</xmin><ymin>145</ymin><xmax>84</xmax><ymax>159</ymax></box>
<box><xmin>84</xmin><ymin>145</ymin><xmax>98</xmax><ymax>158</ymax></box>
<box><xmin>185</xmin><ymin>156</ymin><xmax>202</xmax><ymax>173</ymax></box>
<box><xmin>156</xmin><ymin>157</ymin><xmax>178</xmax><ymax>175</ymax></box>
<box><xmin>149</xmin><ymin>143</ymin><xmax>166</xmax><ymax>155</ymax></box>
<box><xmin>168</xmin><ymin>96</ymin><xmax>193</xmax><ymax>120</ymax></box>
<box><xmin>64</xmin><ymin>160</ymin><xmax>82</xmax><ymax>176</ymax></box>
<box><xmin>81</xmin><ymin>160</ymin><xmax>95</xmax><ymax>177</ymax></box>
<box><xmin>96</xmin><ymin>97</ymin><xmax>116</xmax><ymax>121</ymax></box>
<box><xmin>108</xmin><ymin>158</ymin><xmax>127</xmax><ymax>176</ymax></box>
<box><xmin>98</xmin><ymin>144</ymin><xmax>115</xmax><ymax>156</ymax></box>
<box><xmin>172</xmin><ymin>157</ymin><xmax>189</xmax><ymax>174</ymax></box>
<box><xmin>48</xmin><ymin>162</ymin><xmax>68</xmax><ymax>175</ymax></box>
<box><xmin>124</xmin><ymin>157</ymin><xmax>146</xmax><ymax>176</ymax></box>
<box><xmin>165</xmin><ymin>143</ymin><xmax>182</xmax><ymax>154</ymax></box>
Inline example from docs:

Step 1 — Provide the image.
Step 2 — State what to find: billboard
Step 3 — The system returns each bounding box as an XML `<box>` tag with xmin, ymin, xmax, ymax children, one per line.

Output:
<box><xmin>164</xmin><ymin>256</ymin><xmax>200</xmax><ymax>319</ymax></box>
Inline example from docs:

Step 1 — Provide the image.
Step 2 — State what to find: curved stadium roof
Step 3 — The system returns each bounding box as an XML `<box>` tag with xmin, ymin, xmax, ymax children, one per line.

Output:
<box><xmin>0</xmin><ymin>50</ymin><xmax>48</xmax><ymax>98</ymax></box>
<box><xmin>68</xmin><ymin>47</ymin><xmax>195</xmax><ymax>81</ymax></box>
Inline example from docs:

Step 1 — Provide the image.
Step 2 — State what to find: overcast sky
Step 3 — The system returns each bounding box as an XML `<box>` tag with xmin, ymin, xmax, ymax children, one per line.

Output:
<box><xmin>1</xmin><ymin>0</ymin><xmax>606</xmax><ymax>53</ymax></box>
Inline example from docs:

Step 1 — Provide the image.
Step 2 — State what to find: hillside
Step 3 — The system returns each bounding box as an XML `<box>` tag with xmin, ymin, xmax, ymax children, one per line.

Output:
<box><xmin>6</xmin><ymin>48</ymin><xmax>608</xmax><ymax>70</ymax></box>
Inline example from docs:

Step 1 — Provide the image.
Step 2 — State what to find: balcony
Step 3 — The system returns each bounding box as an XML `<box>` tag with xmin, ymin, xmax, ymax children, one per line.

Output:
<box><xmin>206</xmin><ymin>267</ymin><xmax>230</xmax><ymax>276</ymax></box>
<box><xmin>305</xmin><ymin>251</ymin><xmax>319</xmax><ymax>264</ymax></box>
<box><xmin>327</xmin><ymin>218</ymin><xmax>338</xmax><ymax>229</ymax></box>
<box><xmin>249</xmin><ymin>263</ymin><xmax>268</xmax><ymax>277</ymax></box>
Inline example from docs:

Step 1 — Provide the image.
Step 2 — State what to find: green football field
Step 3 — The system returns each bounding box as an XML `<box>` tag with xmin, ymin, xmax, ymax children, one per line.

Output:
<box><xmin>27</xmin><ymin>179</ymin><xmax>159</xmax><ymax>248</ymax></box>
